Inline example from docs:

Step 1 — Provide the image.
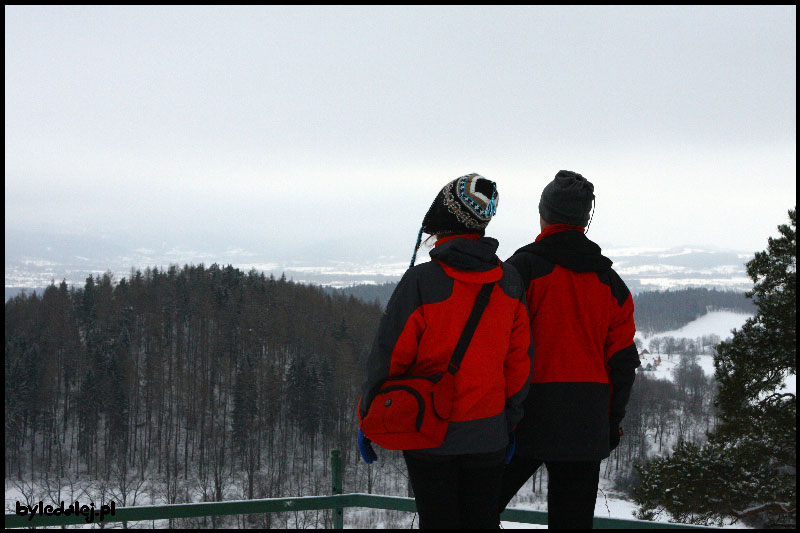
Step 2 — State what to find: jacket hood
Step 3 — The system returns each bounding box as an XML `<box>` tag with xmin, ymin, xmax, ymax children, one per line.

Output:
<box><xmin>514</xmin><ymin>228</ymin><xmax>612</xmax><ymax>273</ymax></box>
<box><xmin>429</xmin><ymin>235</ymin><xmax>503</xmax><ymax>282</ymax></box>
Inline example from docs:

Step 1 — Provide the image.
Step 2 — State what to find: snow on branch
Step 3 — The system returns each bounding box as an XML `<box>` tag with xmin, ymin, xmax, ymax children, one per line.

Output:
<box><xmin>731</xmin><ymin>501</ymin><xmax>795</xmax><ymax>517</ymax></box>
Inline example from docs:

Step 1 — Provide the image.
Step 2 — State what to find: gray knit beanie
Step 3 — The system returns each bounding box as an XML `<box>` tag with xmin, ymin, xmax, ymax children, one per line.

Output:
<box><xmin>538</xmin><ymin>170</ymin><xmax>595</xmax><ymax>226</ymax></box>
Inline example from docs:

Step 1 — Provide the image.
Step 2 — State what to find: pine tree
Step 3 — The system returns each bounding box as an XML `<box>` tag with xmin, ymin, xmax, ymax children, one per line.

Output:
<box><xmin>634</xmin><ymin>208</ymin><xmax>796</xmax><ymax>527</ymax></box>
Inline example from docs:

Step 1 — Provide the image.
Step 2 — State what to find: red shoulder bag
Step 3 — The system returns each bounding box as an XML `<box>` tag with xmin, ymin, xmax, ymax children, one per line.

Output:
<box><xmin>358</xmin><ymin>282</ymin><xmax>495</xmax><ymax>450</ymax></box>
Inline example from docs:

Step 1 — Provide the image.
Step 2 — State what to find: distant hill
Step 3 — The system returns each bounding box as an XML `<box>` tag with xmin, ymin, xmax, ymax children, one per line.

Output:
<box><xmin>8</xmin><ymin>273</ymin><xmax>753</xmax><ymax>337</ymax></box>
<box><xmin>5</xmin><ymin>242</ymin><xmax>752</xmax><ymax>297</ymax></box>
<box><xmin>633</xmin><ymin>287</ymin><xmax>754</xmax><ymax>335</ymax></box>
<box><xmin>323</xmin><ymin>282</ymin><xmax>397</xmax><ymax>308</ymax></box>
<box><xmin>4</xmin><ymin>263</ymin><xmax>383</xmax><ymax>496</ymax></box>
<box><xmin>5</xmin><ymin>287</ymin><xmax>32</xmax><ymax>301</ymax></box>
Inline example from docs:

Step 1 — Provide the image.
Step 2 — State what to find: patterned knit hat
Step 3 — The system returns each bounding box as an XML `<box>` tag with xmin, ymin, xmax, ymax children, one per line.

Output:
<box><xmin>409</xmin><ymin>173</ymin><xmax>499</xmax><ymax>267</ymax></box>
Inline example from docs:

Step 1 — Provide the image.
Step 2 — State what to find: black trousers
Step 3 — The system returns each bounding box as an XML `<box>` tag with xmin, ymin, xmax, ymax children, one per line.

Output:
<box><xmin>403</xmin><ymin>450</ymin><xmax>505</xmax><ymax>529</ymax></box>
<box><xmin>499</xmin><ymin>454</ymin><xmax>601</xmax><ymax>529</ymax></box>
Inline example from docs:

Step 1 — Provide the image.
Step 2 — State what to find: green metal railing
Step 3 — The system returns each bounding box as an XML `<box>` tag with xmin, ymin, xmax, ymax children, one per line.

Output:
<box><xmin>5</xmin><ymin>450</ymin><xmax>714</xmax><ymax>529</ymax></box>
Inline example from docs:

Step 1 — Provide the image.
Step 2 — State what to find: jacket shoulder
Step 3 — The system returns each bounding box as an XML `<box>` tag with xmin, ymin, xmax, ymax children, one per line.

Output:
<box><xmin>507</xmin><ymin>249</ymin><xmax>556</xmax><ymax>283</ymax></box>
<box><xmin>402</xmin><ymin>260</ymin><xmax>454</xmax><ymax>306</ymax></box>
<box><xmin>498</xmin><ymin>261</ymin><xmax>525</xmax><ymax>300</ymax></box>
<box><xmin>595</xmin><ymin>268</ymin><xmax>631</xmax><ymax>307</ymax></box>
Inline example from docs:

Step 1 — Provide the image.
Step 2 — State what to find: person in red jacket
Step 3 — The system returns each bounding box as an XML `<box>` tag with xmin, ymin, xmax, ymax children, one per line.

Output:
<box><xmin>357</xmin><ymin>173</ymin><xmax>533</xmax><ymax>529</ymax></box>
<box><xmin>499</xmin><ymin>170</ymin><xmax>639</xmax><ymax>529</ymax></box>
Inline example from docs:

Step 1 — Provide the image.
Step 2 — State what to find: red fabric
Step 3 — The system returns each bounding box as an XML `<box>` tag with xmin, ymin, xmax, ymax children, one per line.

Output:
<box><xmin>525</xmin><ymin>265</ymin><xmax>634</xmax><ymax>384</ymax></box>
<box><xmin>434</xmin><ymin>233</ymin><xmax>482</xmax><ymax>247</ymax></box>
<box><xmin>386</xmin><ymin>276</ymin><xmax>531</xmax><ymax>423</ymax></box>
<box><xmin>436</xmin><ymin>260</ymin><xmax>503</xmax><ymax>283</ymax></box>
<box><xmin>535</xmin><ymin>224</ymin><xmax>585</xmax><ymax>242</ymax></box>
<box><xmin>359</xmin><ymin>376</ymin><xmax>451</xmax><ymax>450</ymax></box>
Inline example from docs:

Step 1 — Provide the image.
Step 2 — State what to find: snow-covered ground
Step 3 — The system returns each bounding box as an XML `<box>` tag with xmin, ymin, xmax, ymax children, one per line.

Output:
<box><xmin>636</xmin><ymin>310</ymin><xmax>752</xmax><ymax>380</ymax></box>
<box><xmin>781</xmin><ymin>373</ymin><xmax>796</xmax><ymax>394</ymax></box>
<box><xmin>6</xmin><ymin>243</ymin><xmax>753</xmax><ymax>299</ymax></box>
<box><xmin>500</xmin><ymin>477</ymin><xmax>741</xmax><ymax>529</ymax></box>
<box><xmin>9</xmin><ymin>309</ymin><xmax>788</xmax><ymax>529</ymax></box>
<box><xmin>648</xmin><ymin>310</ymin><xmax>753</xmax><ymax>341</ymax></box>
<box><xmin>635</xmin><ymin>310</ymin><xmax>796</xmax><ymax>395</ymax></box>
<box><xmin>639</xmin><ymin>353</ymin><xmax>707</xmax><ymax>381</ymax></box>
<box><xmin>343</xmin><ymin>478</ymin><xmax>728</xmax><ymax>528</ymax></box>
<box><xmin>499</xmin><ymin>479</ymin><xmax>649</xmax><ymax>529</ymax></box>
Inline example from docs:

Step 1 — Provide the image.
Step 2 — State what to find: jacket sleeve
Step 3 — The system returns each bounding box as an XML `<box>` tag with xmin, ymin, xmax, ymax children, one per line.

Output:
<box><xmin>358</xmin><ymin>268</ymin><xmax>425</xmax><ymax>419</ymax></box>
<box><xmin>604</xmin><ymin>283</ymin><xmax>639</xmax><ymax>425</ymax></box>
<box><xmin>504</xmin><ymin>296</ymin><xmax>534</xmax><ymax>429</ymax></box>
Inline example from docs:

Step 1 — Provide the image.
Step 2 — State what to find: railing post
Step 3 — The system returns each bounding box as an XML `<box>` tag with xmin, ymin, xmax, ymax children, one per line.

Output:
<box><xmin>331</xmin><ymin>449</ymin><xmax>343</xmax><ymax>529</ymax></box>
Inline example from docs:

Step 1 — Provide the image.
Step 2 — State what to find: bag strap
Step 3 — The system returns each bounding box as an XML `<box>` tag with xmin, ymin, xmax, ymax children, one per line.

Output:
<box><xmin>447</xmin><ymin>282</ymin><xmax>496</xmax><ymax>375</ymax></box>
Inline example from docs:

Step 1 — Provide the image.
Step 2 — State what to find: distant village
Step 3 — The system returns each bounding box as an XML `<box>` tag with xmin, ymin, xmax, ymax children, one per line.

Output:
<box><xmin>638</xmin><ymin>349</ymin><xmax>663</xmax><ymax>371</ymax></box>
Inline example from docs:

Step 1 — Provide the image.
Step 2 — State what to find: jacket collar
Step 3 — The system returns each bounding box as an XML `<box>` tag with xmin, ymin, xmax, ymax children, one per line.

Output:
<box><xmin>535</xmin><ymin>224</ymin><xmax>586</xmax><ymax>241</ymax></box>
<box><xmin>430</xmin><ymin>235</ymin><xmax>503</xmax><ymax>282</ymax></box>
<box><xmin>434</xmin><ymin>233</ymin><xmax>482</xmax><ymax>247</ymax></box>
<box><xmin>516</xmin><ymin>226</ymin><xmax>613</xmax><ymax>273</ymax></box>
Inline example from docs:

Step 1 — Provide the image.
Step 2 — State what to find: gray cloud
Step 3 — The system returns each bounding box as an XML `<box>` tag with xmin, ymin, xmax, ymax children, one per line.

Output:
<box><xmin>5</xmin><ymin>5</ymin><xmax>796</xmax><ymax>265</ymax></box>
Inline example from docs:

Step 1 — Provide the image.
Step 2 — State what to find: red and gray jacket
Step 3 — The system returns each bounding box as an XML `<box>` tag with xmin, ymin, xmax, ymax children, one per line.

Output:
<box><xmin>506</xmin><ymin>224</ymin><xmax>639</xmax><ymax>461</ymax></box>
<box><xmin>359</xmin><ymin>234</ymin><xmax>534</xmax><ymax>455</ymax></box>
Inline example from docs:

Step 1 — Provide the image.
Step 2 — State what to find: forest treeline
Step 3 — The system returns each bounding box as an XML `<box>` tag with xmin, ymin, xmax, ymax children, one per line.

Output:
<box><xmin>633</xmin><ymin>288</ymin><xmax>754</xmax><ymax>335</ymax></box>
<box><xmin>5</xmin><ymin>264</ymin><xmax>381</xmax><ymax>524</ymax></box>
<box><xmin>323</xmin><ymin>282</ymin><xmax>397</xmax><ymax>310</ymax></box>
<box><xmin>333</xmin><ymin>283</ymin><xmax>754</xmax><ymax>335</ymax></box>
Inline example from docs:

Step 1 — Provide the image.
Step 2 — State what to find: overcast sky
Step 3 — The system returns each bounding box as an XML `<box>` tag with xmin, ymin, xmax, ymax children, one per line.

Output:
<box><xmin>5</xmin><ymin>6</ymin><xmax>797</xmax><ymax>264</ymax></box>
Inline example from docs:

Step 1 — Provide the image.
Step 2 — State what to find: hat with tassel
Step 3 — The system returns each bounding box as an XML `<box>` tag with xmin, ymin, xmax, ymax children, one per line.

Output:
<box><xmin>409</xmin><ymin>173</ymin><xmax>498</xmax><ymax>268</ymax></box>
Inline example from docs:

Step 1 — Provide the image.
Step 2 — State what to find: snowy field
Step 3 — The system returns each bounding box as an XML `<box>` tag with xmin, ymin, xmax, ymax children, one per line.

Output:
<box><xmin>638</xmin><ymin>351</ymin><xmax>717</xmax><ymax>382</ymax></box>
<box><xmin>343</xmin><ymin>477</ymin><xmax>741</xmax><ymax>528</ymax></box>
<box><xmin>635</xmin><ymin>310</ymin><xmax>795</xmax><ymax>394</ymax></box>
<box><xmin>500</xmin><ymin>477</ymin><xmax>748</xmax><ymax>529</ymax></box>
<box><xmin>499</xmin><ymin>478</ymin><xmax>658</xmax><ymax>529</ymax></box>
<box><xmin>648</xmin><ymin>310</ymin><xmax>753</xmax><ymax>341</ymax></box>
<box><xmin>636</xmin><ymin>310</ymin><xmax>752</xmax><ymax>381</ymax></box>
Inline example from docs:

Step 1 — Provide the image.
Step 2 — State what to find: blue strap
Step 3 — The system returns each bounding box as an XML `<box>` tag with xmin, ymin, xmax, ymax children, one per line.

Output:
<box><xmin>487</xmin><ymin>182</ymin><xmax>498</xmax><ymax>217</ymax></box>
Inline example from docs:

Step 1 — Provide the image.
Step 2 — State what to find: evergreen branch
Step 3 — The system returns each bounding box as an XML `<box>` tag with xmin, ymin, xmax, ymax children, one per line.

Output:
<box><xmin>731</xmin><ymin>501</ymin><xmax>795</xmax><ymax>518</ymax></box>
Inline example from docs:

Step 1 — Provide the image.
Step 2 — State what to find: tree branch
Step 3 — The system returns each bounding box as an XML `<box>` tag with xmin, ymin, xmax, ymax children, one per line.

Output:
<box><xmin>731</xmin><ymin>501</ymin><xmax>795</xmax><ymax>517</ymax></box>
